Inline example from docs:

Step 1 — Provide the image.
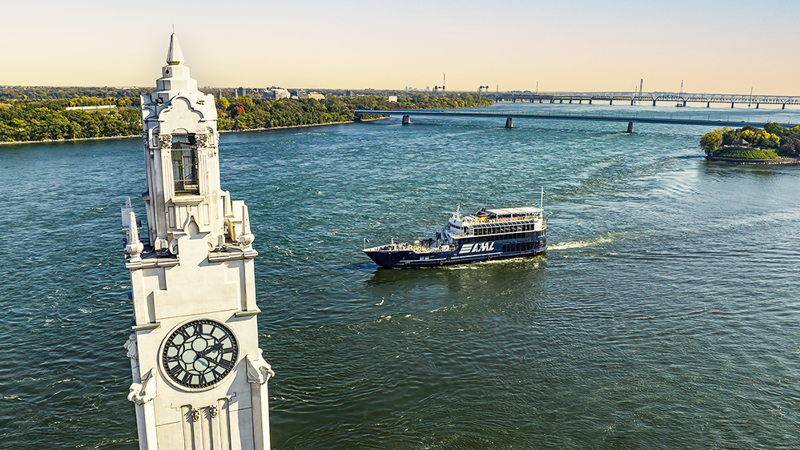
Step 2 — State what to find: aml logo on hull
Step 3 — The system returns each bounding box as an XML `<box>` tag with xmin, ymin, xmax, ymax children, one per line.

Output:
<box><xmin>459</xmin><ymin>242</ymin><xmax>495</xmax><ymax>254</ymax></box>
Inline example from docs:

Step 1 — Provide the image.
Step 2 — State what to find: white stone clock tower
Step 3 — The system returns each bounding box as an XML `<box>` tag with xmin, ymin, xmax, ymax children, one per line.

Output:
<box><xmin>121</xmin><ymin>34</ymin><xmax>273</xmax><ymax>450</ymax></box>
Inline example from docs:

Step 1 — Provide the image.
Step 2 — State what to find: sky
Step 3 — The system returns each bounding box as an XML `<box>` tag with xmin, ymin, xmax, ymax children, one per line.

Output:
<box><xmin>3</xmin><ymin>0</ymin><xmax>800</xmax><ymax>96</ymax></box>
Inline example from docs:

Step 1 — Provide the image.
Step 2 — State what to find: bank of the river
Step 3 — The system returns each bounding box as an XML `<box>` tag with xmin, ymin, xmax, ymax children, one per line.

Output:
<box><xmin>1</xmin><ymin>92</ymin><xmax>489</xmax><ymax>143</ymax></box>
<box><xmin>706</xmin><ymin>155</ymin><xmax>800</xmax><ymax>164</ymax></box>
<box><xmin>0</xmin><ymin>134</ymin><xmax>137</xmax><ymax>146</ymax></box>
<box><xmin>0</xmin><ymin>117</ymin><xmax>389</xmax><ymax>145</ymax></box>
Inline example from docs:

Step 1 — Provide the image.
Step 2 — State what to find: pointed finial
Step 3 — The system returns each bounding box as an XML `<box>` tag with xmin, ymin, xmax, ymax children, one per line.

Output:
<box><xmin>166</xmin><ymin>33</ymin><xmax>184</xmax><ymax>66</ymax></box>
<box><xmin>238</xmin><ymin>205</ymin><xmax>255</xmax><ymax>250</ymax></box>
<box><xmin>126</xmin><ymin>211</ymin><xmax>144</xmax><ymax>262</ymax></box>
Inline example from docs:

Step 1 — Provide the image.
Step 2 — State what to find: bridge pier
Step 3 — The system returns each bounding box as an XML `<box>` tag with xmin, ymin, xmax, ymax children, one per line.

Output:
<box><xmin>560</xmin><ymin>99</ymin><xmax>564</xmax><ymax>104</ymax></box>
<box><xmin>783</xmin><ymin>103</ymin><xmax>786</xmax><ymax>110</ymax></box>
<box><xmin>589</xmin><ymin>99</ymin><xmax>592</xmax><ymax>105</ymax></box>
<box><xmin>756</xmin><ymin>103</ymin><xmax>759</xmax><ymax>109</ymax></box>
<box><xmin>569</xmin><ymin>99</ymin><xmax>573</xmax><ymax>104</ymax></box>
<box><xmin>579</xmin><ymin>99</ymin><xmax>582</xmax><ymax>104</ymax></box>
<box><xmin>731</xmin><ymin>102</ymin><xmax>735</xmax><ymax>108</ymax></box>
<box><xmin>626</xmin><ymin>122</ymin><xmax>633</xmax><ymax>133</ymax></box>
<box><xmin>402</xmin><ymin>115</ymin><xmax>411</xmax><ymax>125</ymax></box>
<box><xmin>707</xmin><ymin>101</ymin><xmax>710</xmax><ymax>108</ymax></box>
<box><xmin>653</xmin><ymin>100</ymin><xmax>657</xmax><ymax>107</ymax></box>
<box><xmin>609</xmin><ymin>99</ymin><xmax>613</xmax><ymax>105</ymax></box>
<box><xmin>505</xmin><ymin>118</ymin><xmax>513</xmax><ymax>128</ymax></box>
<box><xmin>630</xmin><ymin>99</ymin><xmax>635</xmax><ymax>106</ymax></box>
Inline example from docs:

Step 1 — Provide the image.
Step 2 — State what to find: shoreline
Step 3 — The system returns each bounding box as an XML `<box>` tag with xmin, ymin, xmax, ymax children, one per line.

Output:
<box><xmin>706</xmin><ymin>155</ymin><xmax>800</xmax><ymax>165</ymax></box>
<box><xmin>0</xmin><ymin>118</ymin><xmax>388</xmax><ymax>146</ymax></box>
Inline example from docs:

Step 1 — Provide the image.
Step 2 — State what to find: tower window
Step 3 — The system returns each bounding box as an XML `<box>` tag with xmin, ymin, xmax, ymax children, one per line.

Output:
<box><xmin>172</xmin><ymin>133</ymin><xmax>198</xmax><ymax>194</ymax></box>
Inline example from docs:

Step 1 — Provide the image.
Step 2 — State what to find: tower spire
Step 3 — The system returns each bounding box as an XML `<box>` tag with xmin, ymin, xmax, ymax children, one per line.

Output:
<box><xmin>166</xmin><ymin>33</ymin><xmax>184</xmax><ymax>65</ymax></box>
<box><xmin>125</xmin><ymin>35</ymin><xmax>272</xmax><ymax>450</ymax></box>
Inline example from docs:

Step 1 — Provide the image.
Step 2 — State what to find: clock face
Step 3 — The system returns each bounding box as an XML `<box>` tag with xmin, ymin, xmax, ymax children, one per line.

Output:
<box><xmin>161</xmin><ymin>319</ymin><xmax>238</xmax><ymax>389</ymax></box>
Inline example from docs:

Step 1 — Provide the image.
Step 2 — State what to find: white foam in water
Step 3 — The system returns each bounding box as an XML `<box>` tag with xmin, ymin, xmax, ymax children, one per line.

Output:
<box><xmin>550</xmin><ymin>236</ymin><xmax>613</xmax><ymax>250</ymax></box>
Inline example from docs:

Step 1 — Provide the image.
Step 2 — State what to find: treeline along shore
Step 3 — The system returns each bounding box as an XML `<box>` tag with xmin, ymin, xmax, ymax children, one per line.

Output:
<box><xmin>700</xmin><ymin>122</ymin><xmax>800</xmax><ymax>161</ymax></box>
<box><xmin>0</xmin><ymin>87</ymin><xmax>492</xmax><ymax>143</ymax></box>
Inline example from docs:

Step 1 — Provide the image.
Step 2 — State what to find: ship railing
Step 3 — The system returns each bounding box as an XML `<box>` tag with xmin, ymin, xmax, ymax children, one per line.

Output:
<box><xmin>470</xmin><ymin>214</ymin><xmax>542</xmax><ymax>225</ymax></box>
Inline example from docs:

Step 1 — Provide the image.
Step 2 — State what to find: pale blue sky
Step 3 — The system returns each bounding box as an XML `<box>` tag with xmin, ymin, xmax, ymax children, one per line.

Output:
<box><xmin>3</xmin><ymin>0</ymin><xmax>799</xmax><ymax>95</ymax></box>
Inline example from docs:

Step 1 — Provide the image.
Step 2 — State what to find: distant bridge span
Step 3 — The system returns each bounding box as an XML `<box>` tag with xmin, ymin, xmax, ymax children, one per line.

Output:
<box><xmin>485</xmin><ymin>92</ymin><xmax>800</xmax><ymax>108</ymax></box>
<box><xmin>353</xmin><ymin>109</ymin><xmax>799</xmax><ymax>133</ymax></box>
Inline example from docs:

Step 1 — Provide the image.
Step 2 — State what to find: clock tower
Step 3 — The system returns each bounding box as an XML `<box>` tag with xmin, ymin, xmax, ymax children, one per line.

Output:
<box><xmin>122</xmin><ymin>34</ymin><xmax>273</xmax><ymax>450</ymax></box>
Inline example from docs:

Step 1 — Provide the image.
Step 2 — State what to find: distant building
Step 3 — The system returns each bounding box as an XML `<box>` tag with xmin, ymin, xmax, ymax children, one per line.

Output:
<box><xmin>308</xmin><ymin>92</ymin><xmax>325</xmax><ymax>100</ymax></box>
<box><xmin>263</xmin><ymin>87</ymin><xmax>290</xmax><ymax>100</ymax></box>
<box><xmin>235</xmin><ymin>87</ymin><xmax>245</xmax><ymax>97</ymax></box>
<box><xmin>388</xmin><ymin>95</ymin><xmax>397</xmax><ymax>102</ymax></box>
<box><xmin>65</xmin><ymin>105</ymin><xmax>116</xmax><ymax>111</ymax></box>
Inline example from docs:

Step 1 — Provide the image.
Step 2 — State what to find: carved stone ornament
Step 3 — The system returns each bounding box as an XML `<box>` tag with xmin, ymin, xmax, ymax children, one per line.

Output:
<box><xmin>125</xmin><ymin>211</ymin><xmax>144</xmax><ymax>262</ymax></box>
<box><xmin>246</xmin><ymin>348</ymin><xmax>275</xmax><ymax>385</ymax></box>
<box><xmin>238</xmin><ymin>204</ymin><xmax>255</xmax><ymax>250</ymax></box>
<box><xmin>158</xmin><ymin>133</ymin><xmax>172</xmax><ymax>150</ymax></box>
<box><xmin>123</xmin><ymin>332</ymin><xmax>138</xmax><ymax>360</ymax></box>
<box><xmin>194</xmin><ymin>133</ymin><xmax>209</xmax><ymax>148</ymax></box>
<box><xmin>206</xmin><ymin>127</ymin><xmax>216</xmax><ymax>147</ymax></box>
<box><xmin>128</xmin><ymin>367</ymin><xmax>158</xmax><ymax>405</ymax></box>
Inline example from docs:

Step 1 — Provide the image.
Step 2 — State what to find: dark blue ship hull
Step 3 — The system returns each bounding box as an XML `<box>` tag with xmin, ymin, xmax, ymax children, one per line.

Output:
<box><xmin>365</xmin><ymin>236</ymin><xmax>546</xmax><ymax>268</ymax></box>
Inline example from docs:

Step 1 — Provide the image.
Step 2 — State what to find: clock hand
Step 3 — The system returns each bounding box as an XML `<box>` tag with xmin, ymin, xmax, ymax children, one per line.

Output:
<box><xmin>195</xmin><ymin>342</ymin><xmax>223</xmax><ymax>359</ymax></box>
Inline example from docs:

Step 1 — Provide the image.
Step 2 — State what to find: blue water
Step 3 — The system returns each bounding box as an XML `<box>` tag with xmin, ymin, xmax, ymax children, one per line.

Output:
<box><xmin>1</xmin><ymin>102</ymin><xmax>799</xmax><ymax>448</ymax></box>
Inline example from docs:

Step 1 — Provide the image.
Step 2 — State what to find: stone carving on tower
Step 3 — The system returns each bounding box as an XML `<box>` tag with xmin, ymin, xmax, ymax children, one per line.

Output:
<box><xmin>121</xmin><ymin>33</ymin><xmax>273</xmax><ymax>450</ymax></box>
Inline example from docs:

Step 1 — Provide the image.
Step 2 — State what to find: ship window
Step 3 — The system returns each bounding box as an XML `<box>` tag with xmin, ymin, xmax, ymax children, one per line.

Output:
<box><xmin>171</xmin><ymin>132</ymin><xmax>198</xmax><ymax>194</ymax></box>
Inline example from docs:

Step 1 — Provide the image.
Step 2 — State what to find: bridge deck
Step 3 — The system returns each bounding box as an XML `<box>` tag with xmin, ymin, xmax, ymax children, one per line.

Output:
<box><xmin>354</xmin><ymin>109</ymin><xmax>799</xmax><ymax>128</ymax></box>
<box><xmin>486</xmin><ymin>93</ymin><xmax>800</xmax><ymax>105</ymax></box>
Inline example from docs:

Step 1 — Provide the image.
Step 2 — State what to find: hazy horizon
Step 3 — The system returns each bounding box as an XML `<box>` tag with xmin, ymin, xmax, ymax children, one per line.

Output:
<box><xmin>4</xmin><ymin>0</ymin><xmax>800</xmax><ymax>96</ymax></box>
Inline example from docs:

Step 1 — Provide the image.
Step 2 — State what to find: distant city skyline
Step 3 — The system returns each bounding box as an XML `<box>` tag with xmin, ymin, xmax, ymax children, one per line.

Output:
<box><xmin>4</xmin><ymin>0</ymin><xmax>800</xmax><ymax>96</ymax></box>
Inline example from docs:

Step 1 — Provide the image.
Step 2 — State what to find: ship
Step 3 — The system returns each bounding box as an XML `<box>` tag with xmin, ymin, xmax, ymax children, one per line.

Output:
<box><xmin>364</xmin><ymin>205</ymin><xmax>546</xmax><ymax>268</ymax></box>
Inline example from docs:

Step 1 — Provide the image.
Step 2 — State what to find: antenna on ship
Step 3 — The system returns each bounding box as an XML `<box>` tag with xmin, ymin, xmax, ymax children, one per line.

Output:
<box><xmin>540</xmin><ymin>186</ymin><xmax>544</xmax><ymax>210</ymax></box>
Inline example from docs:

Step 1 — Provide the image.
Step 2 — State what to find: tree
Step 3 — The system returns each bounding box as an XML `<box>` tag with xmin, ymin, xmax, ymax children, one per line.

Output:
<box><xmin>700</xmin><ymin>131</ymin><xmax>722</xmax><ymax>156</ymax></box>
<box><xmin>764</xmin><ymin>122</ymin><xmax>785</xmax><ymax>136</ymax></box>
<box><xmin>778</xmin><ymin>140</ymin><xmax>800</xmax><ymax>157</ymax></box>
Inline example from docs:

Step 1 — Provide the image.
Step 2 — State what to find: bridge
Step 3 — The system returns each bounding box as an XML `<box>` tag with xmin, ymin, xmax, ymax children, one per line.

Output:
<box><xmin>484</xmin><ymin>92</ymin><xmax>800</xmax><ymax>109</ymax></box>
<box><xmin>353</xmin><ymin>109</ymin><xmax>799</xmax><ymax>133</ymax></box>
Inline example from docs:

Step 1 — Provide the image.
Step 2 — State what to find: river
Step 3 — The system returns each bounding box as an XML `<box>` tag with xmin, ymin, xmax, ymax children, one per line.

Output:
<box><xmin>1</xmin><ymin>102</ymin><xmax>798</xmax><ymax>448</ymax></box>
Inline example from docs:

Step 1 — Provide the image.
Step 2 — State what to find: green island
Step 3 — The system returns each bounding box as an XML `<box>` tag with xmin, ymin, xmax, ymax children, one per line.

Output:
<box><xmin>0</xmin><ymin>87</ymin><xmax>492</xmax><ymax>143</ymax></box>
<box><xmin>700</xmin><ymin>122</ymin><xmax>800</xmax><ymax>162</ymax></box>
